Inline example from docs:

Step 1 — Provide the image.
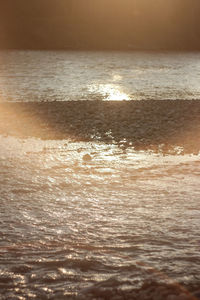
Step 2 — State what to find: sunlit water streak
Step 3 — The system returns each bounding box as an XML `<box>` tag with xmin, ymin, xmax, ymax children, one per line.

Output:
<box><xmin>0</xmin><ymin>135</ymin><xmax>200</xmax><ymax>298</ymax></box>
<box><xmin>0</xmin><ymin>50</ymin><xmax>200</xmax><ymax>101</ymax></box>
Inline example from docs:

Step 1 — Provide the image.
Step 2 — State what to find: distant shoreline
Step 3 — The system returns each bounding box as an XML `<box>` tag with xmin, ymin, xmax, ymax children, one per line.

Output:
<box><xmin>0</xmin><ymin>100</ymin><xmax>200</xmax><ymax>154</ymax></box>
<box><xmin>1</xmin><ymin>47</ymin><xmax>200</xmax><ymax>52</ymax></box>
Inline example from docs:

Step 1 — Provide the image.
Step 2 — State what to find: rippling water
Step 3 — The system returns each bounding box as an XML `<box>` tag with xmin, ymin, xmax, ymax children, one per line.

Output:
<box><xmin>0</xmin><ymin>50</ymin><xmax>200</xmax><ymax>298</ymax></box>
<box><xmin>0</xmin><ymin>135</ymin><xmax>200</xmax><ymax>298</ymax></box>
<box><xmin>0</xmin><ymin>50</ymin><xmax>200</xmax><ymax>101</ymax></box>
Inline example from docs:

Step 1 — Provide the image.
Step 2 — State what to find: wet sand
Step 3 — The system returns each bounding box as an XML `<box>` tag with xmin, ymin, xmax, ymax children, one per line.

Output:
<box><xmin>0</xmin><ymin>100</ymin><xmax>200</xmax><ymax>153</ymax></box>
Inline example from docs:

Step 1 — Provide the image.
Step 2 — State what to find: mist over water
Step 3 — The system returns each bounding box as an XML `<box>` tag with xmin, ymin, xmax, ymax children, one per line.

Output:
<box><xmin>0</xmin><ymin>50</ymin><xmax>200</xmax><ymax>102</ymax></box>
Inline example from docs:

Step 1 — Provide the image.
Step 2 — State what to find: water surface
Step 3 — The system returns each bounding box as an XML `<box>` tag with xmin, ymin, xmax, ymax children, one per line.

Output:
<box><xmin>0</xmin><ymin>136</ymin><xmax>200</xmax><ymax>298</ymax></box>
<box><xmin>0</xmin><ymin>50</ymin><xmax>200</xmax><ymax>102</ymax></box>
<box><xmin>0</xmin><ymin>50</ymin><xmax>200</xmax><ymax>299</ymax></box>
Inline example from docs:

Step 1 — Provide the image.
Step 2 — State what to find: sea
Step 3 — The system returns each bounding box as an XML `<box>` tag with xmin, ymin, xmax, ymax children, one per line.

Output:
<box><xmin>0</xmin><ymin>50</ymin><xmax>200</xmax><ymax>299</ymax></box>
<box><xmin>0</xmin><ymin>50</ymin><xmax>200</xmax><ymax>102</ymax></box>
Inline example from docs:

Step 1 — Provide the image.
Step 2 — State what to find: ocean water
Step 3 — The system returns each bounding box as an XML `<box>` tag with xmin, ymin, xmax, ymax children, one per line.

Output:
<box><xmin>0</xmin><ymin>135</ymin><xmax>200</xmax><ymax>298</ymax></box>
<box><xmin>0</xmin><ymin>51</ymin><xmax>200</xmax><ymax>299</ymax></box>
<box><xmin>0</xmin><ymin>50</ymin><xmax>200</xmax><ymax>102</ymax></box>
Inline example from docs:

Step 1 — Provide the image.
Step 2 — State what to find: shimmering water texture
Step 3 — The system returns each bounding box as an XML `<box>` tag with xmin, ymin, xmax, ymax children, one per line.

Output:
<box><xmin>0</xmin><ymin>136</ymin><xmax>200</xmax><ymax>299</ymax></box>
<box><xmin>0</xmin><ymin>51</ymin><xmax>200</xmax><ymax>101</ymax></box>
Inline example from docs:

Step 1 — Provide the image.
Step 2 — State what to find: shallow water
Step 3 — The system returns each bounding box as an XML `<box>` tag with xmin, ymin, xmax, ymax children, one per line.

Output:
<box><xmin>0</xmin><ymin>135</ymin><xmax>200</xmax><ymax>298</ymax></box>
<box><xmin>0</xmin><ymin>50</ymin><xmax>200</xmax><ymax>102</ymax></box>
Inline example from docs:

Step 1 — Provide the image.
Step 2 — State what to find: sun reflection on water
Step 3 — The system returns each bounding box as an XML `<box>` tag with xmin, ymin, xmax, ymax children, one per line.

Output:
<box><xmin>88</xmin><ymin>83</ymin><xmax>130</xmax><ymax>101</ymax></box>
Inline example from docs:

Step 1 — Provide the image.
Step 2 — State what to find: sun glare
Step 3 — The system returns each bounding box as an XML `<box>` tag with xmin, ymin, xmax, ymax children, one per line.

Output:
<box><xmin>89</xmin><ymin>83</ymin><xmax>130</xmax><ymax>101</ymax></box>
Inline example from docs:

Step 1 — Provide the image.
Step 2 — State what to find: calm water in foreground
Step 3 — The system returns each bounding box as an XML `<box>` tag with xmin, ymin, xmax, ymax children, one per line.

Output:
<box><xmin>0</xmin><ymin>51</ymin><xmax>200</xmax><ymax>298</ymax></box>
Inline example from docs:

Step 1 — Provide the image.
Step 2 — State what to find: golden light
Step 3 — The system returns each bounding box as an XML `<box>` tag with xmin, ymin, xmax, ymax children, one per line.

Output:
<box><xmin>88</xmin><ymin>83</ymin><xmax>130</xmax><ymax>101</ymax></box>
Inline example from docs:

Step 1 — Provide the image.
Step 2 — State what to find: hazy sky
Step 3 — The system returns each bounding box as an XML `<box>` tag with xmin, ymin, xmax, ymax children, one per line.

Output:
<box><xmin>0</xmin><ymin>0</ymin><xmax>199</xmax><ymax>50</ymax></box>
